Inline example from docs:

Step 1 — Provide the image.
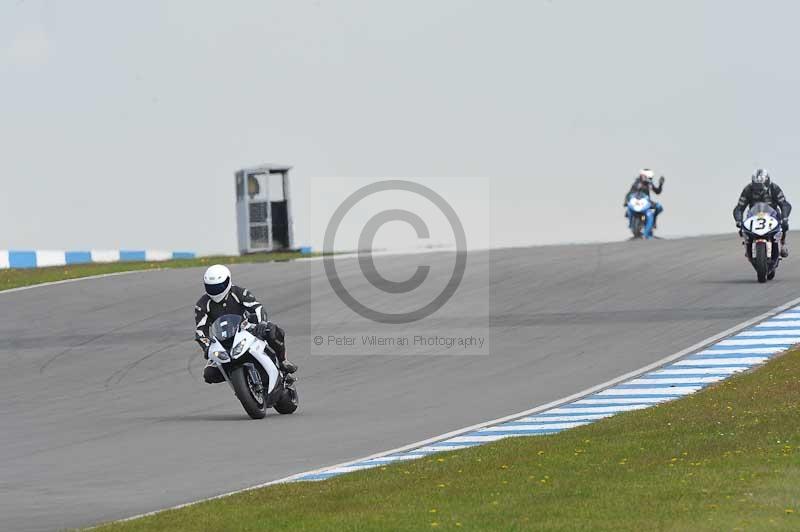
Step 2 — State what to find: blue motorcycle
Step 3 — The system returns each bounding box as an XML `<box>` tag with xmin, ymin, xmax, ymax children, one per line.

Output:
<box><xmin>626</xmin><ymin>192</ymin><xmax>657</xmax><ymax>239</ymax></box>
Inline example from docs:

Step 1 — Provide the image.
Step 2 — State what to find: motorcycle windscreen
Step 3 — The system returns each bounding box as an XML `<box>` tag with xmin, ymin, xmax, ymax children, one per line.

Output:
<box><xmin>747</xmin><ymin>202</ymin><xmax>779</xmax><ymax>218</ymax></box>
<box><xmin>210</xmin><ymin>314</ymin><xmax>243</xmax><ymax>347</ymax></box>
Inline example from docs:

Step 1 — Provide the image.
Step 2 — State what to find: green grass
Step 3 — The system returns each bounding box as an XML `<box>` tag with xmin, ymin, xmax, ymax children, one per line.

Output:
<box><xmin>90</xmin><ymin>349</ymin><xmax>800</xmax><ymax>531</ymax></box>
<box><xmin>0</xmin><ymin>252</ymin><xmax>314</xmax><ymax>292</ymax></box>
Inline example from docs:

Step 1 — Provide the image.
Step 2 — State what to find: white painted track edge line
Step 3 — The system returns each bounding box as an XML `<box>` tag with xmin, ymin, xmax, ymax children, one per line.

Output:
<box><xmin>0</xmin><ymin>269</ymin><xmax>166</xmax><ymax>295</ymax></box>
<box><xmin>97</xmin><ymin>294</ymin><xmax>800</xmax><ymax>527</ymax></box>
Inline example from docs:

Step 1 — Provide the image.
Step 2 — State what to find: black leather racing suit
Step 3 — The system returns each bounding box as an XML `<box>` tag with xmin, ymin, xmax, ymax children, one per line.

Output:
<box><xmin>732</xmin><ymin>182</ymin><xmax>792</xmax><ymax>244</ymax></box>
<box><xmin>194</xmin><ymin>285</ymin><xmax>286</xmax><ymax>383</ymax></box>
<box><xmin>624</xmin><ymin>177</ymin><xmax>664</xmax><ymax>204</ymax></box>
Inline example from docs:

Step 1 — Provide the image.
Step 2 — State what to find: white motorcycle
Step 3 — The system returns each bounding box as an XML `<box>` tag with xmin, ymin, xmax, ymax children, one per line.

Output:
<box><xmin>207</xmin><ymin>313</ymin><xmax>298</xmax><ymax>419</ymax></box>
<box><xmin>740</xmin><ymin>201</ymin><xmax>783</xmax><ymax>283</ymax></box>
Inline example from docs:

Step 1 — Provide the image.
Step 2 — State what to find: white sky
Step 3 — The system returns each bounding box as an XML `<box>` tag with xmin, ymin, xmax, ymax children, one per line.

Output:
<box><xmin>3</xmin><ymin>0</ymin><xmax>800</xmax><ymax>254</ymax></box>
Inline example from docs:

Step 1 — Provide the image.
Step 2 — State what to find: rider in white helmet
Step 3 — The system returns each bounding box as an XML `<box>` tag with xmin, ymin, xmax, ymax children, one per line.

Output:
<box><xmin>624</xmin><ymin>168</ymin><xmax>666</xmax><ymax>228</ymax></box>
<box><xmin>194</xmin><ymin>265</ymin><xmax>297</xmax><ymax>384</ymax></box>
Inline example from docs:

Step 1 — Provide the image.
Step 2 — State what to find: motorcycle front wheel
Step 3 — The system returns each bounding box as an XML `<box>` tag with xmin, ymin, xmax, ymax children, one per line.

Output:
<box><xmin>230</xmin><ymin>366</ymin><xmax>267</xmax><ymax>419</ymax></box>
<box><xmin>631</xmin><ymin>215</ymin><xmax>643</xmax><ymax>239</ymax></box>
<box><xmin>754</xmin><ymin>241</ymin><xmax>768</xmax><ymax>284</ymax></box>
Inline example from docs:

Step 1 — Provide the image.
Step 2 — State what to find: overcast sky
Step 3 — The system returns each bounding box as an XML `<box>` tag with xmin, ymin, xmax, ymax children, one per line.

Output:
<box><xmin>3</xmin><ymin>0</ymin><xmax>800</xmax><ymax>254</ymax></box>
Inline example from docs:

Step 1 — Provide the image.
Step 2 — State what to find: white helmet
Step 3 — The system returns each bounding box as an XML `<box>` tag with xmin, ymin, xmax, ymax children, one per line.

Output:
<box><xmin>204</xmin><ymin>264</ymin><xmax>232</xmax><ymax>303</ymax></box>
<box><xmin>639</xmin><ymin>168</ymin><xmax>655</xmax><ymax>180</ymax></box>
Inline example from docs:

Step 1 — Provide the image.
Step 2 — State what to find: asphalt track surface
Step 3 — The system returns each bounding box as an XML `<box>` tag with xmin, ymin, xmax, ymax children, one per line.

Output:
<box><xmin>3</xmin><ymin>234</ymin><xmax>800</xmax><ymax>531</ymax></box>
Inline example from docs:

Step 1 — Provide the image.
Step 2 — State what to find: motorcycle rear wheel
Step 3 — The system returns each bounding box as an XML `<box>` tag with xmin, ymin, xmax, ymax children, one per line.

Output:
<box><xmin>230</xmin><ymin>366</ymin><xmax>267</xmax><ymax>419</ymax></box>
<box><xmin>274</xmin><ymin>387</ymin><xmax>298</xmax><ymax>415</ymax></box>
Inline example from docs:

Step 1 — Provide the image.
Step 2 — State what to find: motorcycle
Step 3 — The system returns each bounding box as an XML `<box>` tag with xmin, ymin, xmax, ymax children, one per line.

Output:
<box><xmin>740</xmin><ymin>202</ymin><xmax>783</xmax><ymax>283</ymax></box>
<box><xmin>206</xmin><ymin>313</ymin><xmax>298</xmax><ymax>419</ymax></box>
<box><xmin>626</xmin><ymin>192</ymin><xmax>657</xmax><ymax>239</ymax></box>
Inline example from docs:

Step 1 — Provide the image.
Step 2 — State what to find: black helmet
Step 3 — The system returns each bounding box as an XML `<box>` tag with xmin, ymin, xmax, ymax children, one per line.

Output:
<box><xmin>751</xmin><ymin>168</ymin><xmax>771</xmax><ymax>190</ymax></box>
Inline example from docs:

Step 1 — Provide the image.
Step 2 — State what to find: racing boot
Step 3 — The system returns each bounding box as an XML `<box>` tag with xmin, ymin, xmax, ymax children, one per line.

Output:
<box><xmin>780</xmin><ymin>223</ymin><xmax>790</xmax><ymax>257</ymax></box>
<box><xmin>264</xmin><ymin>322</ymin><xmax>297</xmax><ymax>374</ymax></box>
<box><xmin>273</xmin><ymin>338</ymin><xmax>297</xmax><ymax>374</ymax></box>
<box><xmin>272</xmin><ymin>338</ymin><xmax>297</xmax><ymax>374</ymax></box>
<box><xmin>280</xmin><ymin>357</ymin><xmax>298</xmax><ymax>387</ymax></box>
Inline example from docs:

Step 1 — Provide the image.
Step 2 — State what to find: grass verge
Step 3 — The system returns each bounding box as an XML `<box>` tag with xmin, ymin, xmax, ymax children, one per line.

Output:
<box><xmin>0</xmin><ymin>252</ymin><xmax>313</xmax><ymax>292</ymax></box>
<box><xmin>91</xmin><ymin>348</ymin><xmax>800</xmax><ymax>531</ymax></box>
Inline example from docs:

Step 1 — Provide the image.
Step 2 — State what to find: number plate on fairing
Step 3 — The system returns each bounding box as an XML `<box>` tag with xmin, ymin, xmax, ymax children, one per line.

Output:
<box><xmin>744</xmin><ymin>213</ymin><xmax>778</xmax><ymax>236</ymax></box>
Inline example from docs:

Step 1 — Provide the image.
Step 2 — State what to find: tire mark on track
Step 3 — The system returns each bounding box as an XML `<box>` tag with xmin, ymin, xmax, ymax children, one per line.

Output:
<box><xmin>103</xmin><ymin>339</ymin><xmax>189</xmax><ymax>389</ymax></box>
<box><xmin>39</xmin><ymin>305</ymin><xmax>187</xmax><ymax>375</ymax></box>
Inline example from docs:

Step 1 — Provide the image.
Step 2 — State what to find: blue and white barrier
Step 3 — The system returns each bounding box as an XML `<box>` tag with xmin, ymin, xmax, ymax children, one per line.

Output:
<box><xmin>0</xmin><ymin>250</ymin><xmax>195</xmax><ymax>269</ymax></box>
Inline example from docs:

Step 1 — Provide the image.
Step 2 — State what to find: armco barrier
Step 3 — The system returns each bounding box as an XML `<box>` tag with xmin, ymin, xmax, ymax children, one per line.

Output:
<box><xmin>0</xmin><ymin>250</ymin><xmax>195</xmax><ymax>269</ymax></box>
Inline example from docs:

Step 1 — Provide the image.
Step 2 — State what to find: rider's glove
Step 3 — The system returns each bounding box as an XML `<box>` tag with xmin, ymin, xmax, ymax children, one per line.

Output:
<box><xmin>735</xmin><ymin>220</ymin><xmax>742</xmax><ymax>228</ymax></box>
<box><xmin>197</xmin><ymin>334</ymin><xmax>211</xmax><ymax>359</ymax></box>
<box><xmin>659</xmin><ymin>176</ymin><xmax>665</xmax><ymax>186</ymax></box>
<box><xmin>254</xmin><ymin>321</ymin><xmax>271</xmax><ymax>340</ymax></box>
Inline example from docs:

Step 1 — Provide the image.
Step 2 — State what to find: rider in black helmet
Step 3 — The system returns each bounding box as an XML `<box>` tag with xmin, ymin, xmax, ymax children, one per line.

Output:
<box><xmin>733</xmin><ymin>169</ymin><xmax>792</xmax><ymax>257</ymax></box>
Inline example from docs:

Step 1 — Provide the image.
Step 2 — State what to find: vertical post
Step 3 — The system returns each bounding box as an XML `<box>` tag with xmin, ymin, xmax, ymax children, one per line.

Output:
<box><xmin>283</xmin><ymin>171</ymin><xmax>294</xmax><ymax>249</ymax></box>
<box><xmin>265</xmin><ymin>172</ymin><xmax>273</xmax><ymax>252</ymax></box>
<box><xmin>235</xmin><ymin>170</ymin><xmax>249</xmax><ymax>255</ymax></box>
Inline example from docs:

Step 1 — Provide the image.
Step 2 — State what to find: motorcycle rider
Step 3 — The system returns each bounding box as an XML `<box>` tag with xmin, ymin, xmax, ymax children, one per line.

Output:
<box><xmin>195</xmin><ymin>264</ymin><xmax>297</xmax><ymax>384</ymax></box>
<box><xmin>624</xmin><ymin>169</ymin><xmax>666</xmax><ymax>229</ymax></box>
<box><xmin>733</xmin><ymin>169</ymin><xmax>792</xmax><ymax>258</ymax></box>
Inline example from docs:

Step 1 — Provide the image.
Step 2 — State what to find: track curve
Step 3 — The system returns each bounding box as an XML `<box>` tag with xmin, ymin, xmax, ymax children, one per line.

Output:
<box><xmin>1</xmin><ymin>234</ymin><xmax>799</xmax><ymax>531</ymax></box>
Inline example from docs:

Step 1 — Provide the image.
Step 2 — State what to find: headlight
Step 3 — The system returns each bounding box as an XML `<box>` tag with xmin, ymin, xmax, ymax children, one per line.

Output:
<box><xmin>212</xmin><ymin>350</ymin><xmax>230</xmax><ymax>362</ymax></box>
<box><xmin>232</xmin><ymin>340</ymin><xmax>248</xmax><ymax>357</ymax></box>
